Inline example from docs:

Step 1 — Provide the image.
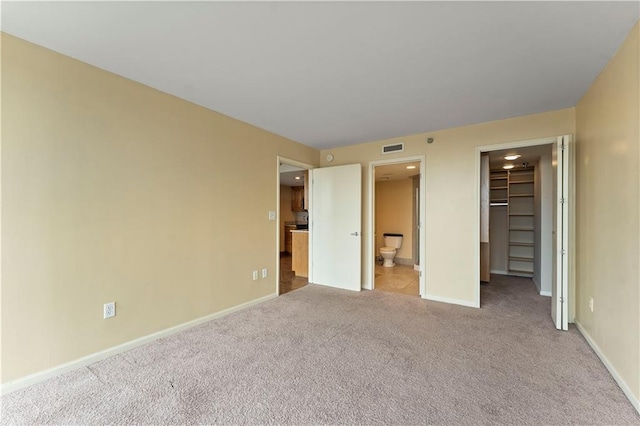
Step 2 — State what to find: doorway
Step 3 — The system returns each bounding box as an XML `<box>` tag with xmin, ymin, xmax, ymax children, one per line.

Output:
<box><xmin>476</xmin><ymin>135</ymin><xmax>572</xmax><ymax>330</ymax></box>
<box><xmin>367</xmin><ymin>156</ymin><xmax>426</xmax><ymax>297</ymax></box>
<box><xmin>276</xmin><ymin>157</ymin><xmax>313</xmax><ymax>296</ymax></box>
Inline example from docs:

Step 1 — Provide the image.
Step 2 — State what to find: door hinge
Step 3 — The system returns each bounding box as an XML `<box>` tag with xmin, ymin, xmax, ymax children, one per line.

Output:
<box><xmin>560</xmin><ymin>197</ymin><xmax>565</xmax><ymax>204</ymax></box>
<box><xmin>560</xmin><ymin>143</ymin><xmax>566</xmax><ymax>151</ymax></box>
<box><xmin>561</xmin><ymin>249</ymin><xmax>566</xmax><ymax>255</ymax></box>
<box><xmin>559</xmin><ymin>297</ymin><xmax>564</xmax><ymax>303</ymax></box>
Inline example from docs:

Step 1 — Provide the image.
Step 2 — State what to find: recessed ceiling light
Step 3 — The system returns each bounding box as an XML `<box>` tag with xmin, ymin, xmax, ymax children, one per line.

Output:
<box><xmin>504</xmin><ymin>154</ymin><xmax>521</xmax><ymax>161</ymax></box>
<box><xmin>406</xmin><ymin>165</ymin><xmax>416</xmax><ymax>169</ymax></box>
<box><xmin>294</xmin><ymin>176</ymin><xmax>301</xmax><ymax>180</ymax></box>
<box><xmin>503</xmin><ymin>164</ymin><xmax>515</xmax><ymax>170</ymax></box>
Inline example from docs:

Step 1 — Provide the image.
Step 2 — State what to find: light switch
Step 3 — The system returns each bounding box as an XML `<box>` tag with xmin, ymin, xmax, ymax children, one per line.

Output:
<box><xmin>268</xmin><ymin>211</ymin><xmax>276</xmax><ymax>220</ymax></box>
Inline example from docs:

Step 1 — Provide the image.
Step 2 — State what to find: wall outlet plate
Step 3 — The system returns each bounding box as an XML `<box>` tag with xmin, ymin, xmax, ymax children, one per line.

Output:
<box><xmin>104</xmin><ymin>302</ymin><xmax>116</xmax><ymax>319</ymax></box>
<box><xmin>261</xmin><ymin>268</ymin><xmax>268</xmax><ymax>278</ymax></box>
<box><xmin>268</xmin><ymin>211</ymin><xmax>276</xmax><ymax>220</ymax></box>
<box><xmin>252</xmin><ymin>270</ymin><xmax>259</xmax><ymax>281</ymax></box>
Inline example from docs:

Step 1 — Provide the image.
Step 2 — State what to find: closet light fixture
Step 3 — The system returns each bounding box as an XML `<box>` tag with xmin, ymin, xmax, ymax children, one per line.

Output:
<box><xmin>504</xmin><ymin>154</ymin><xmax>521</xmax><ymax>161</ymax></box>
<box><xmin>295</xmin><ymin>176</ymin><xmax>301</xmax><ymax>180</ymax></box>
<box><xmin>406</xmin><ymin>165</ymin><xmax>416</xmax><ymax>169</ymax></box>
<box><xmin>503</xmin><ymin>164</ymin><xmax>515</xmax><ymax>170</ymax></box>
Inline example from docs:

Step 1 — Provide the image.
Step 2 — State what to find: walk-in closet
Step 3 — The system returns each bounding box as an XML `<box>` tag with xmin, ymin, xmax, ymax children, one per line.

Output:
<box><xmin>486</xmin><ymin>145</ymin><xmax>554</xmax><ymax>295</ymax></box>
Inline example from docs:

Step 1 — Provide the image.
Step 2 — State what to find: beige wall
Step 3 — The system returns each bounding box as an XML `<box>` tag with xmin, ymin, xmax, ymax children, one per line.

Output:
<box><xmin>1</xmin><ymin>34</ymin><xmax>319</xmax><ymax>383</ymax></box>
<box><xmin>375</xmin><ymin>179</ymin><xmax>413</xmax><ymax>261</ymax></box>
<box><xmin>279</xmin><ymin>185</ymin><xmax>295</xmax><ymax>250</ymax></box>
<box><xmin>321</xmin><ymin>108</ymin><xmax>575</xmax><ymax>303</ymax></box>
<box><xmin>575</xmin><ymin>23</ymin><xmax>639</xmax><ymax>402</ymax></box>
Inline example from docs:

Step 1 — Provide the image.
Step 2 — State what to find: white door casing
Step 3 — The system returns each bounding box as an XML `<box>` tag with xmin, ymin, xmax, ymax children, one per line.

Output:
<box><xmin>551</xmin><ymin>135</ymin><xmax>570</xmax><ymax>330</ymax></box>
<box><xmin>309</xmin><ymin>164</ymin><xmax>362</xmax><ymax>291</ymax></box>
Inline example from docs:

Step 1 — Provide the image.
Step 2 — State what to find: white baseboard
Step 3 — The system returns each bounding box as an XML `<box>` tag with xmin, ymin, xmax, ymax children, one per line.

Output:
<box><xmin>490</xmin><ymin>269</ymin><xmax>508</xmax><ymax>275</ymax></box>
<box><xmin>575</xmin><ymin>321</ymin><xmax>640</xmax><ymax>414</ymax></box>
<box><xmin>423</xmin><ymin>293</ymin><xmax>479</xmax><ymax>308</ymax></box>
<box><xmin>539</xmin><ymin>290</ymin><xmax>552</xmax><ymax>297</ymax></box>
<box><xmin>1</xmin><ymin>293</ymin><xmax>278</xmax><ymax>395</ymax></box>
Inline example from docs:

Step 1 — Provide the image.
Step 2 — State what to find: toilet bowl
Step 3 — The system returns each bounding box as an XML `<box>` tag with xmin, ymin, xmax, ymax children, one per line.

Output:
<box><xmin>380</xmin><ymin>247</ymin><xmax>397</xmax><ymax>267</ymax></box>
<box><xmin>380</xmin><ymin>233</ymin><xmax>403</xmax><ymax>267</ymax></box>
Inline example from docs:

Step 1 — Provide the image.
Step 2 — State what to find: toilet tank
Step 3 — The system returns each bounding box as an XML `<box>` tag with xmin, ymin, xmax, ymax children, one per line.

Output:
<box><xmin>383</xmin><ymin>233</ymin><xmax>403</xmax><ymax>248</ymax></box>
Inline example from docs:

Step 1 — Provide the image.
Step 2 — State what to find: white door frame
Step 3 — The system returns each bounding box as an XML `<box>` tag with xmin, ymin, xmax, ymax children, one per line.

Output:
<box><xmin>366</xmin><ymin>155</ymin><xmax>426</xmax><ymax>297</ymax></box>
<box><xmin>474</xmin><ymin>135</ymin><xmax>574</xmax><ymax>323</ymax></box>
<box><xmin>276</xmin><ymin>156</ymin><xmax>314</xmax><ymax>296</ymax></box>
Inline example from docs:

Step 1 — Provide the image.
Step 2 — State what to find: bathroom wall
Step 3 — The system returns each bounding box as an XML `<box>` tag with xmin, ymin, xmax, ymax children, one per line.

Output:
<box><xmin>375</xmin><ymin>179</ymin><xmax>414</xmax><ymax>262</ymax></box>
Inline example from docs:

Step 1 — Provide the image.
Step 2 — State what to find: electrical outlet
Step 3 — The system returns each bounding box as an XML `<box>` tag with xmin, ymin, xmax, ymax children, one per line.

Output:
<box><xmin>589</xmin><ymin>297</ymin><xmax>594</xmax><ymax>312</ymax></box>
<box><xmin>268</xmin><ymin>211</ymin><xmax>276</xmax><ymax>221</ymax></box>
<box><xmin>103</xmin><ymin>302</ymin><xmax>116</xmax><ymax>319</ymax></box>
<box><xmin>261</xmin><ymin>268</ymin><xmax>268</xmax><ymax>278</ymax></box>
<box><xmin>252</xmin><ymin>270</ymin><xmax>259</xmax><ymax>281</ymax></box>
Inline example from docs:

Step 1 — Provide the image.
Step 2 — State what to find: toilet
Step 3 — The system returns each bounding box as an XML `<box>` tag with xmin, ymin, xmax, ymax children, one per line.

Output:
<box><xmin>380</xmin><ymin>233</ymin><xmax>403</xmax><ymax>267</ymax></box>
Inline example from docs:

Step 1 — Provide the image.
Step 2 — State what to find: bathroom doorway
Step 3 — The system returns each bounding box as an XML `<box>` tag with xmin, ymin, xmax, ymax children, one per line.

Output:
<box><xmin>367</xmin><ymin>156</ymin><xmax>426</xmax><ymax>297</ymax></box>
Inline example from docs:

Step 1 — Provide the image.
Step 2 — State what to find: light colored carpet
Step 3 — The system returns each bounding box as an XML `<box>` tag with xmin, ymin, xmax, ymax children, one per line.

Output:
<box><xmin>2</xmin><ymin>275</ymin><xmax>638</xmax><ymax>425</ymax></box>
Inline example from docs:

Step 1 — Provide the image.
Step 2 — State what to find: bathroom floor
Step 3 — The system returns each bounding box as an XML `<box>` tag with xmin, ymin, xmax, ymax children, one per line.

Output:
<box><xmin>374</xmin><ymin>263</ymin><xmax>419</xmax><ymax>296</ymax></box>
<box><xmin>279</xmin><ymin>252</ymin><xmax>308</xmax><ymax>295</ymax></box>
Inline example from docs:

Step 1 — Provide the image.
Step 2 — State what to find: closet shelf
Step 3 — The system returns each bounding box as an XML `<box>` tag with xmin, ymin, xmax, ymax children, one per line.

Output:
<box><xmin>509</xmin><ymin>180</ymin><xmax>534</xmax><ymax>184</ymax></box>
<box><xmin>509</xmin><ymin>242</ymin><xmax>534</xmax><ymax>247</ymax></box>
<box><xmin>509</xmin><ymin>227</ymin><xmax>534</xmax><ymax>231</ymax></box>
<box><xmin>509</xmin><ymin>256</ymin><xmax>534</xmax><ymax>262</ymax></box>
<box><xmin>490</xmin><ymin>186</ymin><xmax>508</xmax><ymax>190</ymax></box>
<box><xmin>490</xmin><ymin>176</ymin><xmax>508</xmax><ymax>180</ymax></box>
<box><xmin>509</xmin><ymin>194</ymin><xmax>534</xmax><ymax>197</ymax></box>
<box><xmin>509</xmin><ymin>213</ymin><xmax>534</xmax><ymax>216</ymax></box>
<box><xmin>508</xmin><ymin>268</ymin><xmax>534</xmax><ymax>274</ymax></box>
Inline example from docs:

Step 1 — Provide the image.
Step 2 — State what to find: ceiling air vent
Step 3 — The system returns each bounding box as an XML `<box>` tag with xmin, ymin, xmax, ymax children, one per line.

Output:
<box><xmin>382</xmin><ymin>143</ymin><xmax>404</xmax><ymax>154</ymax></box>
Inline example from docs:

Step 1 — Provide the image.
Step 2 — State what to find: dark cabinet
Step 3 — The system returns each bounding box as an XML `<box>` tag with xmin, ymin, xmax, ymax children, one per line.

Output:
<box><xmin>291</xmin><ymin>187</ymin><xmax>305</xmax><ymax>212</ymax></box>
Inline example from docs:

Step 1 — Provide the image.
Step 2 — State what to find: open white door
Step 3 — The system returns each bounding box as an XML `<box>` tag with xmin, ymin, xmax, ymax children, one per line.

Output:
<box><xmin>551</xmin><ymin>135</ymin><xmax>570</xmax><ymax>330</ymax></box>
<box><xmin>309</xmin><ymin>164</ymin><xmax>361</xmax><ymax>291</ymax></box>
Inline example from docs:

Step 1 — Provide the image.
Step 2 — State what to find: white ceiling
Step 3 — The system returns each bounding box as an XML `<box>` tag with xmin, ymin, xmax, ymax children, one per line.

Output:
<box><xmin>280</xmin><ymin>170</ymin><xmax>305</xmax><ymax>187</ymax></box>
<box><xmin>375</xmin><ymin>162</ymin><xmax>420</xmax><ymax>181</ymax></box>
<box><xmin>279</xmin><ymin>163</ymin><xmax>306</xmax><ymax>187</ymax></box>
<box><xmin>2</xmin><ymin>2</ymin><xmax>638</xmax><ymax>149</ymax></box>
<box><xmin>488</xmin><ymin>144</ymin><xmax>552</xmax><ymax>171</ymax></box>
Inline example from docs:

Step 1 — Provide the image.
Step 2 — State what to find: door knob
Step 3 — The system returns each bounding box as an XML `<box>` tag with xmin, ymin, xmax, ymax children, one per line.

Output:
<box><xmin>351</xmin><ymin>232</ymin><xmax>359</xmax><ymax>236</ymax></box>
